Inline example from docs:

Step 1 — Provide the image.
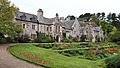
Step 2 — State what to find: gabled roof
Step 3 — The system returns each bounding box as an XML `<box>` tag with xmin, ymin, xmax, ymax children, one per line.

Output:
<box><xmin>15</xmin><ymin>11</ymin><xmax>38</xmax><ymax>23</ymax></box>
<box><xmin>41</xmin><ymin>17</ymin><xmax>55</xmax><ymax>25</ymax></box>
<box><xmin>63</xmin><ymin>20</ymin><xmax>75</xmax><ymax>30</ymax></box>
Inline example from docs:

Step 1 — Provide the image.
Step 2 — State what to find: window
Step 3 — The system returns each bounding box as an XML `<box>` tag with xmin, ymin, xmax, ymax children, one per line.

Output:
<box><xmin>32</xmin><ymin>25</ymin><xmax>35</xmax><ymax>30</ymax></box>
<box><xmin>23</xmin><ymin>24</ymin><xmax>25</xmax><ymax>28</ymax></box>
<box><xmin>50</xmin><ymin>27</ymin><xmax>52</xmax><ymax>31</ymax></box>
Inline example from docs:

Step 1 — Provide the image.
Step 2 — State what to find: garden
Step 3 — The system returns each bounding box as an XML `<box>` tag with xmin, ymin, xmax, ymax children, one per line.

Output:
<box><xmin>36</xmin><ymin>42</ymin><xmax>118</xmax><ymax>61</ymax></box>
<box><xmin>9</xmin><ymin>42</ymin><xmax>119</xmax><ymax>68</ymax></box>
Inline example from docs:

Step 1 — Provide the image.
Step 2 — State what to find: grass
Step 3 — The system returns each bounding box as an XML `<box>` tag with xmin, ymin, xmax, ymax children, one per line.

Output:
<box><xmin>9</xmin><ymin>44</ymin><xmax>104</xmax><ymax>68</ymax></box>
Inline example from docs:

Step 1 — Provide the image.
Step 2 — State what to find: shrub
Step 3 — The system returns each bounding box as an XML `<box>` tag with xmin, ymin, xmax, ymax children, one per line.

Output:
<box><xmin>62</xmin><ymin>36</ymin><xmax>78</xmax><ymax>43</ymax></box>
<box><xmin>0</xmin><ymin>38</ymin><xmax>7</xmax><ymax>44</ymax></box>
<box><xmin>105</xmin><ymin>55</ymin><xmax>120</xmax><ymax>68</ymax></box>
<box><xmin>36</xmin><ymin>44</ymin><xmax>54</xmax><ymax>49</ymax></box>
<box><xmin>110</xmin><ymin>31</ymin><xmax>120</xmax><ymax>42</ymax></box>
<box><xmin>80</xmin><ymin>34</ymin><xmax>86</xmax><ymax>42</ymax></box>
<box><xmin>34</xmin><ymin>32</ymin><xmax>55</xmax><ymax>43</ymax></box>
<box><xmin>6</xmin><ymin>37</ymin><xmax>16</xmax><ymax>43</ymax></box>
<box><xmin>18</xmin><ymin>34</ymin><xmax>30</xmax><ymax>43</ymax></box>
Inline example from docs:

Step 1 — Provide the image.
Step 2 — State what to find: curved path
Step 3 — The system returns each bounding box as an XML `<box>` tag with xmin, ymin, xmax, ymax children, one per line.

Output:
<box><xmin>0</xmin><ymin>44</ymin><xmax>43</xmax><ymax>68</ymax></box>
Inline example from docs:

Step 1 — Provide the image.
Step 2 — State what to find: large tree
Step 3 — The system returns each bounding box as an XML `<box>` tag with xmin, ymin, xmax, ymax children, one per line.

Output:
<box><xmin>101</xmin><ymin>12</ymin><xmax>105</xmax><ymax>20</ymax></box>
<box><xmin>0</xmin><ymin>0</ymin><xmax>22</xmax><ymax>36</ymax></box>
<box><xmin>96</xmin><ymin>13</ymin><xmax>101</xmax><ymax>18</ymax></box>
<box><xmin>65</xmin><ymin>15</ymin><xmax>75</xmax><ymax>20</ymax></box>
<box><xmin>100</xmin><ymin>20</ymin><xmax>113</xmax><ymax>35</ymax></box>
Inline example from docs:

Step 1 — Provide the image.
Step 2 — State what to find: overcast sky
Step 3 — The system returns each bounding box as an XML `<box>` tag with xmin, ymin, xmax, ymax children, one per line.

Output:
<box><xmin>9</xmin><ymin>0</ymin><xmax>120</xmax><ymax>18</ymax></box>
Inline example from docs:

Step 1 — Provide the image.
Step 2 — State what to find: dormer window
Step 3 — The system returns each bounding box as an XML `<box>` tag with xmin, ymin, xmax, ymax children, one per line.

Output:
<box><xmin>20</xmin><ymin>14</ymin><xmax>26</xmax><ymax>20</ymax></box>
<box><xmin>30</xmin><ymin>16</ymin><xmax>35</xmax><ymax>22</ymax></box>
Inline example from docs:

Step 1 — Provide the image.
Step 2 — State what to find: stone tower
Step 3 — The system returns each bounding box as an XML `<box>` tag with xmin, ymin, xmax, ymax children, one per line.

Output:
<box><xmin>54</xmin><ymin>13</ymin><xmax>62</xmax><ymax>42</ymax></box>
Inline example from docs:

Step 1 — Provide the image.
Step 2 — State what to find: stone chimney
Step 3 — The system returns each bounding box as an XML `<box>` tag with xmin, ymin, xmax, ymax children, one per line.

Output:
<box><xmin>37</xmin><ymin>9</ymin><xmax>43</xmax><ymax>21</ymax></box>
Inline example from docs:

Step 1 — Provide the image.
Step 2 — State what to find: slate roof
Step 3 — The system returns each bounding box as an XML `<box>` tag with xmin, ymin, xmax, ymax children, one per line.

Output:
<box><xmin>63</xmin><ymin>20</ymin><xmax>75</xmax><ymax>30</ymax></box>
<box><xmin>15</xmin><ymin>11</ymin><xmax>38</xmax><ymax>23</ymax></box>
<box><xmin>41</xmin><ymin>17</ymin><xmax>55</xmax><ymax>25</ymax></box>
<box><xmin>93</xmin><ymin>27</ymin><xmax>101</xmax><ymax>32</ymax></box>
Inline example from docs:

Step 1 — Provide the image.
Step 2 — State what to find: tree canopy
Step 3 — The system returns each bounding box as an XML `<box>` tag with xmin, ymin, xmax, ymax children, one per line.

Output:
<box><xmin>0</xmin><ymin>0</ymin><xmax>22</xmax><ymax>35</ymax></box>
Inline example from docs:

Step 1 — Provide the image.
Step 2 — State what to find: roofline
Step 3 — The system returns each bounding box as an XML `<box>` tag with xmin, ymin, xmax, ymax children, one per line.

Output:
<box><xmin>62</xmin><ymin>27</ymin><xmax>72</xmax><ymax>30</ymax></box>
<box><xmin>16</xmin><ymin>19</ymin><xmax>53</xmax><ymax>25</ymax></box>
<box><xmin>16</xmin><ymin>18</ymin><xmax>38</xmax><ymax>23</ymax></box>
<box><xmin>17</xmin><ymin>11</ymin><xmax>37</xmax><ymax>16</ymax></box>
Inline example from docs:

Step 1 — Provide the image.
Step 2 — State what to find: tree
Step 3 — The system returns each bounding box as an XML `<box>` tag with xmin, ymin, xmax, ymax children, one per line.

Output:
<box><xmin>65</xmin><ymin>15</ymin><xmax>75</xmax><ymax>20</ymax></box>
<box><xmin>109</xmin><ymin>27</ymin><xmax>117</xmax><ymax>35</ymax></box>
<box><xmin>78</xmin><ymin>13</ymin><xmax>93</xmax><ymax>21</ymax></box>
<box><xmin>0</xmin><ymin>0</ymin><xmax>22</xmax><ymax>36</ymax></box>
<box><xmin>107</xmin><ymin>13</ymin><xmax>112</xmax><ymax>22</ymax></box>
<box><xmin>111</xmin><ymin>13</ymin><xmax>116</xmax><ymax>21</ymax></box>
<box><xmin>101</xmin><ymin>12</ymin><xmax>105</xmax><ymax>20</ymax></box>
<box><xmin>118</xmin><ymin>13</ymin><xmax>120</xmax><ymax>20</ymax></box>
<box><xmin>100</xmin><ymin>20</ymin><xmax>113</xmax><ymax>35</ymax></box>
<box><xmin>96</xmin><ymin>13</ymin><xmax>101</xmax><ymax>18</ymax></box>
<box><xmin>110</xmin><ymin>31</ymin><xmax>120</xmax><ymax>42</ymax></box>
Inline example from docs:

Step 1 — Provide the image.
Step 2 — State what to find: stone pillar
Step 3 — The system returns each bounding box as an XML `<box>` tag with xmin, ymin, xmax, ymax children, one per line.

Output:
<box><xmin>58</xmin><ymin>36</ymin><xmax>61</xmax><ymax>43</ymax></box>
<box><xmin>92</xmin><ymin>32</ymin><xmax>95</xmax><ymax>43</ymax></box>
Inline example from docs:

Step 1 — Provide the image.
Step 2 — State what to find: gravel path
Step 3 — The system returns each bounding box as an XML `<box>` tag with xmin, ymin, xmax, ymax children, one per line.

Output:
<box><xmin>0</xmin><ymin>44</ymin><xmax>43</xmax><ymax>68</ymax></box>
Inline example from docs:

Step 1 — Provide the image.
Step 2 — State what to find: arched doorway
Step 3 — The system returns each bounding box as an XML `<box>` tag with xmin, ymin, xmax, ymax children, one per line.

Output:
<box><xmin>56</xmin><ymin>36</ymin><xmax>59</xmax><ymax>42</ymax></box>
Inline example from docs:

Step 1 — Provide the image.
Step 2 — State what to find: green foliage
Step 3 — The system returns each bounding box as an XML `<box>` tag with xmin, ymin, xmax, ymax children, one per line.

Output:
<box><xmin>34</xmin><ymin>32</ymin><xmax>55</xmax><ymax>43</ymax></box>
<box><xmin>79</xmin><ymin>13</ymin><xmax>94</xmax><ymax>21</ymax></box>
<box><xmin>63</xmin><ymin>36</ymin><xmax>78</xmax><ymax>43</ymax></box>
<box><xmin>18</xmin><ymin>34</ymin><xmax>30</xmax><ymax>43</ymax></box>
<box><xmin>110</xmin><ymin>31</ymin><xmax>120</xmax><ymax>42</ymax></box>
<box><xmin>36</xmin><ymin>42</ymin><xmax>118</xmax><ymax>61</ymax></box>
<box><xmin>0</xmin><ymin>0</ymin><xmax>22</xmax><ymax>35</ymax></box>
<box><xmin>80</xmin><ymin>34</ymin><xmax>86</xmax><ymax>42</ymax></box>
<box><xmin>100</xmin><ymin>20</ymin><xmax>113</xmax><ymax>35</ymax></box>
<box><xmin>0</xmin><ymin>38</ymin><xmax>7</xmax><ymax>44</ymax></box>
<box><xmin>6</xmin><ymin>37</ymin><xmax>16</xmax><ymax>43</ymax></box>
<box><xmin>105</xmin><ymin>55</ymin><xmax>120</xmax><ymax>68</ymax></box>
<box><xmin>9</xmin><ymin>44</ymin><xmax>102</xmax><ymax>68</ymax></box>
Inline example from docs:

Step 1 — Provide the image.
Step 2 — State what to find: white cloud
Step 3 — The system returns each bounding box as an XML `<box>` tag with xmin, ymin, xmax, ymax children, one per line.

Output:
<box><xmin>9</xmin><ymin>0</ymin><xmax>120</xmax><ymax>17</ymax></box>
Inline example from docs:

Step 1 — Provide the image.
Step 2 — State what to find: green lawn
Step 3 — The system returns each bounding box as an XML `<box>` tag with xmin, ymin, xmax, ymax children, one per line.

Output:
<box><xmin>9</xmin><ymin>44</ymin><xmax>104</xmax><ymax>68</ymax></box>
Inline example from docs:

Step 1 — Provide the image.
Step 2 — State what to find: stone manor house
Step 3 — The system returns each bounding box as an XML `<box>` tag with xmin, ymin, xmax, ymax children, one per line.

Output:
<box><xmin>15</xmin><ymin>9</ymin><xmax>104</xmax><ymax>42</ymax></box>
